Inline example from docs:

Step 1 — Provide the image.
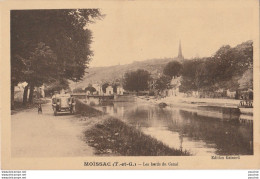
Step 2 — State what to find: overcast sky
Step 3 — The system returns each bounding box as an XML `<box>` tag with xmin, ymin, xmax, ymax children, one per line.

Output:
<box><xmin>88</xmin><ymin>1</ymin><xmax>256</xmax><ymax>67</ymax></box>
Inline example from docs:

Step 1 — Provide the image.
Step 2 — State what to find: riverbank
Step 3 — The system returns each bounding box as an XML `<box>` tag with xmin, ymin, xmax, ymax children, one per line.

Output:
<box><xmin>137</xmin><ymin>96</ymin><xmax>253</xmax><ymax>117</ymax></box>
<box><xmin>85</xmin><ymin>117</ymin><xmax>189</xmax><ymax>156</ymax></box>
<box><xmin>76</xmin><ymin>99</ymin><xmax>189</xmax><ymax>156</ymax></box>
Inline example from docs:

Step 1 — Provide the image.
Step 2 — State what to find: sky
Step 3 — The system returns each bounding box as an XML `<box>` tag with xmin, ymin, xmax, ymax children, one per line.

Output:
<box><xmin>87</xmin><ymin>1</ymin><xmax>256</xmax><ymax>67</ymax></box>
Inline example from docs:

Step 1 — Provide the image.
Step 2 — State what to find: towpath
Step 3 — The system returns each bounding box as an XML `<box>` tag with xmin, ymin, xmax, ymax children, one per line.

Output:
<box><xmin>11</xmin><ymin>101</ymin><xmax>94</xmax><ymax>157</ymax></box>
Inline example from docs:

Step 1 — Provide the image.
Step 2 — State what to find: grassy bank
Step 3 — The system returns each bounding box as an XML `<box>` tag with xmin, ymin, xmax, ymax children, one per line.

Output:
<box><xmin>75</xmin><ymin>99</ymin><xmax>103</xmax><ymax>117</ymax></box>
<box><xmin>76</xmin><ymin>99</ymin><xmax>190</xmax><ymax>156</ymax></box>
<box><xmin>85</xmin><ymin>117</ymin><xmax>190</xmax><ymax>156</ymax></box>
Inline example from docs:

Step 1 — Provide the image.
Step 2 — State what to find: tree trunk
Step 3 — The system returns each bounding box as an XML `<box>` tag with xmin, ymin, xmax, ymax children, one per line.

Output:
<box><xmin>11</xmin><ymin>83</ymin><xmax>15</xmax><ymax>109</ymax></box>
<box><xmin>23</xmin><ymin>84</ymin><xmax>29</xmax><ymax>105</ymax></box>
<box><xmin>28</xmin><ymin>83</ymin><xmax>35</xmax><ymax>104</ymax></box>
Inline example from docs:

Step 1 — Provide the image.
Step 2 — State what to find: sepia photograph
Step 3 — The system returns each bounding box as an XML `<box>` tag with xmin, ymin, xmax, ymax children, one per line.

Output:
<box><xmin>1</xmin><ymin>0</ymin><xmax>260</xmax><ymax>170</ymax></box>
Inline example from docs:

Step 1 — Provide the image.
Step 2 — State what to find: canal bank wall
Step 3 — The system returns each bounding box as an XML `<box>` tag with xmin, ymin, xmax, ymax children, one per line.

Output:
<box><xmin>75</xmin><ymin>99</ymin><xmax>189</xmax><ymax>156</ymax></box>
<box><xmin>136</xmin><ymin>96</ymin><xmax>253</xmax><ymax>121</ymax></box>
<box><xmin>76</xmin><ymin>94</ymin><xmax>136</xmax><ymax>106</ymax></box>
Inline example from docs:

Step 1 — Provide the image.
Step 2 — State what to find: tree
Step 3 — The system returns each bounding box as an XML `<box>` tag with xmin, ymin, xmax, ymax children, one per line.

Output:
<box><xmin>73</xmin><ymin>87</ymin><xmax>85</xmax><ymax>93</ymax></box>
<box><xmin>179</xmin><ymin>40</ymin><xmax>253</xmax><ymax>93</ymax></box>
<box><xmin>154</xmin><ymin>75</ymin><xmax>172</xmax><ymax>93</ymax></box>
<box><xmin>111</xmin><ymin>79</ymin><xmax>122</xmax><ymax>93</ymax></box>
<box><xmin>102</xmin><ymin>83</ymin><xmax>110</xmax><ymax>93</ymax></box>
<box><xmin>123</xmin><ymin>69</ymin><xmax>151</xmax><ymax>92</ymax></box>
<box><xmin>23</xmin><ymin>42</ymin><xmax>58</xmax><ymax>103</ymax></box>
<box><xmin>11</xmin><ymin>9</ymin><xmax>102</xmax><ymax>106</ymax></box>
<box><xmin>238</xmin><ymin>68</ymin><xmax>253</xmax><ymax>90</ymax></box>
<box><xmin>212</xmin><ymin>41</ymin><xmax>253</xmax><ymax>88</ymax></box>
<box><xmin>179</xmin><ymin>59</ymin><xmax>202</xmax><ymax>92</ymax></box>
<box><xmin>44</xmin><ymin>78</ymin><xmax>70</xmax><ymax>96</ymax></box>
<box><xmin>212</xmin><ymin>45</ymin><xmax>235</xmax><ymax>83</ymax></box>
<box><xmin>163</xmin><ymin>61</ymin><xmax>183</xmax><ymax>78</ymax></box>
<box><xmin>194</xmin><ymin>58</ymin><xmax>218</xmax><ymax>91</ymax></box>
<box><xmin>112</xmin><ymin>83</ymin><xmax>119</xmax><ymax>93</ymax></box>
<box><xmin>85</xmin><ymin>86</ymin><xmax>96</xmax><ymax>94</ymax></box>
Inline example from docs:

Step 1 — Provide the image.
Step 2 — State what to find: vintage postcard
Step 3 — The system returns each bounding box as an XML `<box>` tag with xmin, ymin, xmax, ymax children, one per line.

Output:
<box><xmin>1</xmin><ymin>0</ymin><xmax>260</xmax><ymax>170</ymax></box>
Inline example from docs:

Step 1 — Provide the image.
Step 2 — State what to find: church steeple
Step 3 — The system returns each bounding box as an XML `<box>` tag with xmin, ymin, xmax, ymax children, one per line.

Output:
<box><xmin>178</xmin><ymin>40</ymin><xmax>184</xmax><ymax>60</ymax></box>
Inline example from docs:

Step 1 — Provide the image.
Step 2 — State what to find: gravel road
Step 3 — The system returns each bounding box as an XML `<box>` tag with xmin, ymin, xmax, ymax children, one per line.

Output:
<box><xmin>11</xmin><ymin>101</ymin><xmax>94</xmax><ymax>157</ymax></box>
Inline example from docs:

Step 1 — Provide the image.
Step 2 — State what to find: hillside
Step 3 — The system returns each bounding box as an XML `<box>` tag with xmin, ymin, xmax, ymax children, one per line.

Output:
<box><xmin>70</xmin><ymin>40</ymin><xmax>253</xmax><ymax>91</ymax></box>
<box><xmin>70</xmin><ymin>57</ymin><xmax>178</xmax><ymax>89</ymax></box>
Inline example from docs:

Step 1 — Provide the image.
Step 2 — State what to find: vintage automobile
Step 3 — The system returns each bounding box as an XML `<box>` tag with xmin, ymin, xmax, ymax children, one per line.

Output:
<box><xmin>52</xmin><ymin>93</ymin><xmax>76</xmax><ymax>116</ymax></box>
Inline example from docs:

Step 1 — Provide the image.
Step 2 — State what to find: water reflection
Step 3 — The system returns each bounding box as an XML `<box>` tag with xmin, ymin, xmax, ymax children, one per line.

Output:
<box><xmin>95</xmin><ymin>102</ymin><xmax>253</xmax><ymax>156</ymax></box>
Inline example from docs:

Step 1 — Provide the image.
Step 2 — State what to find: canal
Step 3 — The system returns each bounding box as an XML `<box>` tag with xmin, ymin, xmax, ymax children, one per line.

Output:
<box><xmin>94</xmin><ymin>101</ymin><xmax>253</xmax><ymax>156</ymax></box>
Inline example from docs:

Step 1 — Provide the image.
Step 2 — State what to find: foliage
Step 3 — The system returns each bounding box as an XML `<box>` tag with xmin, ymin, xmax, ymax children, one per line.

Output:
<box><xmin>112</xmin><ymin>83</ymin><xmax>119</xmax><ymax>93</ymax></box>
<box><xmin>85</xmin><ymin>117</ymin><xmax>190</xmax><ymax>156</ymax></box>
<box><xmin>163</xmin><ymin>61</ymin><xmax>183</xmax><ymax>78</ymax></box>
<box><xmin>73</xmin><ymin>87</ymin><xmax>85</xmax><ymax>93</ymax></box>
<box><xmin>22</xmin><ymin>42</ymin><xmax>58</xmax><ymax>86</ymax></box>
<box><xmin>11</xmin><ymin>9</ymin><xmax>102</xmax><ymax>83</ymax></box>
<box><xmin>238</xmin><ymin>68</ymin><xmax>253</xmax><ymax>90</ymax></box>
<box><xmin>154</xmin><ymin>75</ymin><xmax>172</xmax><ymax>92</ymax></box>
<box><xmin>11</xmin><ymin>9</ymin><xmax>102</xmax><ymax>105</ymax></box>
<box><xmin>102</xmin><ymin>83</ymin><xmax>110</xmax><ymax>93</ymax></box>
<box><xmin>123</xmin><ymin>69</ymin><xmax>151</xmax><ymax>92</ymax></box>
<box><xmin>180</xmin><ymin>40</ymin><xmax>253</xmax><ymax>93</ymax></box>
<box><xmin>44</xmin><ymin>78</ymin><xmax>70</xmax><ymax>96</ymax></box>
<box><xmin>179</xmin><ymin>59</ymin><xmax>203</xmax><ymax>92</ymax></box>
<box><xmin>85</xmin><ymin>86</ymin><xmax>97</xmax><ymax>93</ymax></box>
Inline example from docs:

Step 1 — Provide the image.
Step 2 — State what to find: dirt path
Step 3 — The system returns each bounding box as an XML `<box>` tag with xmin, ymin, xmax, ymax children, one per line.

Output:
<box><xmin>11</xmin><ymin>102</ymin><xmax>94</xmax><ymax>157</ymax></box>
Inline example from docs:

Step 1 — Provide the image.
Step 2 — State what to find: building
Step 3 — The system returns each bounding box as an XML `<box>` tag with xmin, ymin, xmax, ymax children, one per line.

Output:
<box><xmin>14</xmin><ymin>83</ymin><xmax>26</xmax><ymax>102</ymax></box>
<box><xmin>177</xmin><ymin>40</ymin><xmax>184</xmax><ymax>61</ymax></box>
<box><xmin>86</xmin><ymin>90</ymin><xmax>91</xmax><ymax>95</ymax></box>
<box><xmin>162</xmin><ymin>41</ymin><xmax>184</xmax><ymax>96</ymax></box>
<box><xmin>192</xmin><ymin>91</ymin><xmax>199</xmax><ymax>98</ymax></box>
<box><xmin>117</xmin><ymin>86</ymin><xmax>124</xmax><ymax>95</ymax></box>
<box><xmin>163</xmin><ymin>76</ymin><xmax>181</xmax><ymax>97</ymax></box>
<box><xmin>226</xmin><ymin>89</ymin><xmax>236</xmax><ymax>98</ymax></box>
<box><xmin>35</xmin><ymin>86</ymin><xmax>45</xmax><ymax>98</ymax></box>
<box><xmin>92</xmin><ymin>83</ymin><xmax>103</xmax><ymax>95</ymax></box>
<box><xmin>106</xmin><ymin>86</ymin><xmax>113</xmax><ymax>95</ymax></box>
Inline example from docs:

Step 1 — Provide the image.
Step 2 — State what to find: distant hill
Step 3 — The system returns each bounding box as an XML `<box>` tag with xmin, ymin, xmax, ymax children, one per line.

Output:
<box><xmin>70</xmin><ymin>40</ymin><xmax>253</xmax><ymax>90</ymax></box>
<box><xmin>70</xmin><ymin>57</ymin><xmax>180</xmax><ymax>89</ymax></box>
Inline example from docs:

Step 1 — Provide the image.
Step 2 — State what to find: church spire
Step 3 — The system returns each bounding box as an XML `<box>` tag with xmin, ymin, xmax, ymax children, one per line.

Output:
<box><xmin>178</xmin><ymin>40</ymin><xmax>184</xmax><ymax>60</ymax></box>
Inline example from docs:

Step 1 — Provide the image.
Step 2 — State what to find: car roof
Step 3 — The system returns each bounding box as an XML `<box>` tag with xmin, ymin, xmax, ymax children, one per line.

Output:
<box><xmin>53</xmin><ymin>94</ymin><xmax>71</xmax><ymax>98</ymax></box>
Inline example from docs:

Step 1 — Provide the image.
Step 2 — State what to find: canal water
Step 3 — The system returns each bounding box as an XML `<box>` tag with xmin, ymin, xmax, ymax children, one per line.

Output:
<box><xmin>94</xmin><ymin>101</ymin><xmax>253</xmax><ymax>156</ymax></box>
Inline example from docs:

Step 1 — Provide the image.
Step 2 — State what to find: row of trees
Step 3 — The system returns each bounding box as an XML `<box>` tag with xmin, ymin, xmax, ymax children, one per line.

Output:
<box><xmin>180</xmin><ymin>41</ymin><xmax>253</xmax><ymax>93</ymax></box>
<box><xmin>11</xmin><ymin>9</ymin><xmax>102</xmax><ymax>108</ymax></box>
<box><xmin>123</xmin><ymin>69</ymin><xmax>151</xmax><ymax>92</ymax></box>
<box><xmin>122</xmin><ymin>40</ymin><xmax>253</xmax><ymax>96</ymax></box>
<box><xmin>122</xmin><ymin>61</ymin><xmax>182</xmax><ymax>93</ymax></box>
<box><xmin>62</xmin><ymin>40</ymin><xmax>253</xmax><ymax>96</ymax></box>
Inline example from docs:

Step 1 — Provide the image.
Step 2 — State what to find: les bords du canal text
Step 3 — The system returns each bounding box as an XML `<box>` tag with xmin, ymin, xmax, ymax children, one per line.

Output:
<box><xmin>84</xmin><ymin>156</ymin><xmax>240</xmax><ymax>167</ymax></box>
<box><xmin>84</xmin><ymin>161</ymin><xmax>178</xmax><ymax>167</ymax></box>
